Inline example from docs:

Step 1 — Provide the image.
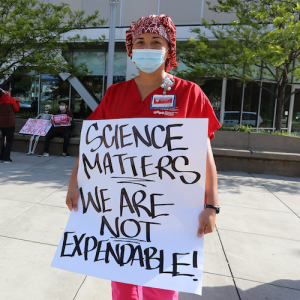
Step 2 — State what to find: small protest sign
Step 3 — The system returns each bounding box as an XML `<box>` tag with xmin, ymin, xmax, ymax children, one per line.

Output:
<box><xmin>53</xmin><ymin>114</ymin><xmax>71</xmax><ymax>127</ymax></box>
<box><xmin>19</xmin><ymin>118</ymin><xmax>52</xmax><ymax>136</ymax></box>
<box><xmin>52</xmin><ymin>118</ymin><xmax>208</xmax><ymax>295</ymax></box>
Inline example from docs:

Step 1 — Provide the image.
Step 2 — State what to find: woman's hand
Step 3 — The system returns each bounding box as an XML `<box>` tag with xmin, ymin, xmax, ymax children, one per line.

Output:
<box><xmin>197</xmin><ymin>209</ymin><xmax>216</xmax><ymax>238</ymax></box>
<box><xmin>66</xmin><ymin>185</ymin><xmax>79</xmax><ymax>212</ymax></box>
<box><xmin>68</xmin><ymin>116</ymin><xmax>72</xmax><ymax>121</ymax></box>
<box><xmin>66</xmin><ymin>157</ymin><xmax>80</xmax><ymax>212</ymax></box>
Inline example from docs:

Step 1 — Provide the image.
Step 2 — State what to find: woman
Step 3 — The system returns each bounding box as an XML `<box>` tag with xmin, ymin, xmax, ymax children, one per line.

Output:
<box><xmin>66</xmin><ymin>14</ymin><xmax>220</xmax><ymax>300</ymax></box>
<box><xmin>0</xmin><ymin>83</ymin><xmax>21</xmax><ymax>163</ymax></box>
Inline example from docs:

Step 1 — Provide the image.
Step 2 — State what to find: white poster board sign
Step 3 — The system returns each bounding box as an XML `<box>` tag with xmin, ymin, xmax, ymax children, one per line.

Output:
<box><xmin>19</xmin><ymin>118</ymin><xmax>52</xmax><ymax>136</ymax></box>
<box><xmin>52</xmin><ymin>118</ymin><xmax>208</xmax><ymax>295</ymax></box>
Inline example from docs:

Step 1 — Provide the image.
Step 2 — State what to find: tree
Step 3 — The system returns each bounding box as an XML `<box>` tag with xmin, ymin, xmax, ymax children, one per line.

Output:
<box><xmin>0</xmin><ymin>0</ymin><xmax>106</xmax><ymax>81</ymax></box>
<box><xmin>177</xmin><ymin>0</ymin><xmax>300</xmax><ymax>131</ymax></box>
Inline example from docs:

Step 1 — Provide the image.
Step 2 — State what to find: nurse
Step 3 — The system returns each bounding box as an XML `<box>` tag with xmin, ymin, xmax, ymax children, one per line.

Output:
<box><xmin>66</xmin><ymin>14</ymin><xmax>221</xmax><ymax>300</ymax></box>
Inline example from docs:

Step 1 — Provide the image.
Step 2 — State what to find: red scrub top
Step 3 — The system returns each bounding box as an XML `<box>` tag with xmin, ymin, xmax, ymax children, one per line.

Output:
<box><xmin>87</xmin><ymin>76</ymin><xmax>221</xmax><ymax>140</ymax></box>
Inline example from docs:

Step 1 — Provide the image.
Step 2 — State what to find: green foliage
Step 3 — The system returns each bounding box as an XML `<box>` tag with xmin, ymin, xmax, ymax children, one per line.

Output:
<box><xmin>0</xmin><ymin>0</ymin><xmax>106</xmax><ymax>80</ymax></box>
<box><xmin>177</xmin><ymin>0</ymin><xmax>300</xmax><ymax>130</ymax></box>
<box><xmin>15</xmin><ymin>111</ymin><xmax>36</xmax><ymax>119</ymax></box>
<box><xmin>220</xmin><ymin>124</ymin><xmax>299</xmax><ymax>137</ymax></box>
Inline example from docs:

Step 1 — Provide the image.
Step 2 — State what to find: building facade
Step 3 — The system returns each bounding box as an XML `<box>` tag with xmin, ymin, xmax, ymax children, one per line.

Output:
<box><xmin>9</xmin><ymin>0</ymin><xmax>300</xmax><ymax>133</ymax></box>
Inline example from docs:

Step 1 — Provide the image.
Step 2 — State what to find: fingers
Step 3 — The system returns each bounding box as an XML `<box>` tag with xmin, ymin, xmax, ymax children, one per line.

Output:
<box><xmin>66</xmin><ymin>197</ymin><xmax>73</xmax><ymax>211</ymax></box>
<box><xmin>72</xmin><ymin>196</ymin><xmax>78</xmax><ymax>212</ymax></box>
<box><xmin>66</xmin><ymin>190</ymin><xmax>79</xmax><ymax>212</ymax></box>
<box><xmin>204</xmin><ymin>224</ymin><xmax>214</xmax><ymax>235</ymax></box>
<box><xmin>197</xmin><ymin>221</ymin><xmax>205</xmax><ymax>238</ymax></box>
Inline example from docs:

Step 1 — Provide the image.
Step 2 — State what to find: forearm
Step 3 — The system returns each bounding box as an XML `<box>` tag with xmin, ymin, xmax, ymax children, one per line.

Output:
<box><xmin>69</xmin><ymin>157</ymin><xmax>79</xmax><ymax>189</ymax></box>
<box><xmin>205</xmin><ymin>137</ymin><xmax>218</xmax><ymax>206</ymax></box>
<box><xmin>66</xmin><ymin>157</ymin><xmax>80</xmax><ymax>211</ymax></box>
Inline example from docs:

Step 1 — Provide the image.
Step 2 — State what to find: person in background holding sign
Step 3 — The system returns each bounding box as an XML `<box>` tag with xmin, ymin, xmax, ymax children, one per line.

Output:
<box><xmin>38</xmin><ymin>100</ymin><xmax>74</xmax><ymax>157</ymax></box>
<box><xmin>66</xmin><ymin>14</ymin><xmax>221</xmax><ymax>300</ymax></box>
<box><xmin>0</xmin><ymin>83</ymin><xmax>21</xmax><ymax>163</ymax></box>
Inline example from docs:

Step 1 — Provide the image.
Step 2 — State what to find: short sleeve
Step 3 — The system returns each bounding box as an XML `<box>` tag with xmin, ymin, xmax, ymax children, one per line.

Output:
<box><xmin>186</xmin><ymin>83</ymin><xmax>221</xmax><ymax>140</ymax></box>
<box><xmin>87</xmin><ymin>86</ymin><xmax>111</xmax><ymax>121</ymax></box>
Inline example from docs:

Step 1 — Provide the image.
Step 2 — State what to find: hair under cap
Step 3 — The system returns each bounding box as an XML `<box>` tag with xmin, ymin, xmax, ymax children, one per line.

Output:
<box><xmin>0</xmin><ymin>83</ymin><xmax>10</xmax><ymax>94</ymax></box>
<box><xmin>125</xmin><ymin>14</ymin><xmax>177</xmax><ymax>72</ymax></box>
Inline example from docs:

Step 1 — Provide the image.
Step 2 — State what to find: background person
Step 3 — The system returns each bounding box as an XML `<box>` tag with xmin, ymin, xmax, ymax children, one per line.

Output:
<box><xmin>0</xmin><ymin>83</ymin><xmax>21</xmax><ymax>163</ymax></box>
<box><xmin>38</xmin><ymin>100</ymin><xmax>74</xmax><ymax>157</ymax></box>
<box><xmin>66</xmin><ymin>14</ymin><xmax>221</xmax><ymax>300</ymax></box>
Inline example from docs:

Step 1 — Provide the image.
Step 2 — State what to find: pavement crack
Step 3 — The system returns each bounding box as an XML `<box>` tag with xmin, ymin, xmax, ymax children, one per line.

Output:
<box><xmin>0</xmin><ymin>235</ymin><xmax>57</xmax><ymax>246</ymax></box>
<box><xmin>217</xmin><ymin>228</ymin><xmax>300</xmax><ymax>242</ymax></box>
<box><xmin>250</xmin><ymin>173</ymin><xmax>300</xmax><ymax>220</ymax></box>
<box><xmin>233</xmin><ymin>276</ymin><xmax>300</xmax><ymax>292</ymax></box>
<box><xmin>73</xmin><ymin>276</ymin><xmax>87</xmax><ymax>300</ymax></box>
<box><xmin>215</xmin><ymin>225</ymin><xmax>242</xmax><ymax>300</ymax></box>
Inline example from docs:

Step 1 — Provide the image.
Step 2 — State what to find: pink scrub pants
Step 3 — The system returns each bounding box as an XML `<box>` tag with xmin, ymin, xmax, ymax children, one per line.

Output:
<box><xmin>111</xmin><ymin>281</ymin><xmax>179</xmax><ymax>300</ymax></box>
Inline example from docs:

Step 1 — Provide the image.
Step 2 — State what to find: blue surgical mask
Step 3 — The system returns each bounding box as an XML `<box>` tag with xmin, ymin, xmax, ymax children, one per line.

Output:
<box><xmin>132</xmin><ymin>49</ymin><xmax>168</xmax><ymax>74</ymax></box>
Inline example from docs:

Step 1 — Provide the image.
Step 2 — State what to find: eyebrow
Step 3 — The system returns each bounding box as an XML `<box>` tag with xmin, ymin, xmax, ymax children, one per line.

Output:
<box><xmin>135</xmin><ymin>36</ymin><xmax>164</xmax><ymax>40</ymax></box>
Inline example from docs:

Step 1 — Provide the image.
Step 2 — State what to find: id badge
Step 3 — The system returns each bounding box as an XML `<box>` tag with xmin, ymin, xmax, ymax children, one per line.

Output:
<box><xmin>150</xmin><ymin>94</ymin><xmax>176</xmax><ymax>110</ymax></box>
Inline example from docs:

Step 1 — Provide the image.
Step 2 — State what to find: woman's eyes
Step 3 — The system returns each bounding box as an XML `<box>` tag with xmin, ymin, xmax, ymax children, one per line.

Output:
<box><xmin>135</xmin><ymin>40</ymin><xmax>162</xmax><ymax>45</ymax></box>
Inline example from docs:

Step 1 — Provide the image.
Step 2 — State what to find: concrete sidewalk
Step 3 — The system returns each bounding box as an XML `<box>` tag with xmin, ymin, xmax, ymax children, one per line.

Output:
<box><xmin>0</xmin><ymin>152</ymin><xmax>299</xmax><ymax>300</ymax></box>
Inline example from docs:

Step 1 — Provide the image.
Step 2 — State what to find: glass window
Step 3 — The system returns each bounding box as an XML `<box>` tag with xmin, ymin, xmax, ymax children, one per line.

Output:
<box><xmin>243</xmin><ymin>82</ymin><xmax>260</xmax><ymax>126</ymax></box>
<box><xmin>70</xmin><ymin>76</ymin><xmax>104</xmax><ymax>120</ymax></box>
<box><xmin>40</xmin><ymin>75</ymin><xmax>70</xmax><ymax>114</ymax></box>
<box><xmin>279</xmin><ymin>85</ymin><xmax>291</xmax><ymax>129</ymax></box>
<box><xmin>200</xmin><ymin>78</ymin><xmax>223</xmax><ymax>120</ymax></box>
<box><xmin>73</xmin><ymin>49</ymin><xmax>105</xmax><ymax>75</ymax></box>
<box><xmin>259</xmin><ymin>82</ymin><xmax>276</xmax><ymax>128</ymax></box>
<box><xmin>70</xmin><ymin>86</ymin><xmax>93</xmax><ymax>120</ymax></box>
<box><xmin>224</xmin><ymin>112</ymin><xmax>239</xmax><ymax>120</ymax></box>
<box><xmin>292</xmin><ymin>88</ymin><xmax>300</xmax><ymax>133</ymax></box>
<box><xmin>113</xmin><ymin>51</ymin><xmax>127</xmax><ymax>75</ymax></box>
<box><xmin>225</xmin><ymin>79</ymin><xmax>243</xmax><ymax>112</ymax></box>
<box><xmin>113</xmin><ymin>75</ymin><xmax>126</xmax><ymax>84</ymax></box>
<box><xmin>80</xmin><ymin>75</ymin><xmax>104</xmax><ymax>103</ymax></box>
<box><xmin>105</xmin><ymin>50</ymin><xmax>127</xmax><ymax>75</ymax></box>
<box><xmin>12</xmin><ymin>75</ymin><xmax>40</xmax><ymax>117</ymax></box>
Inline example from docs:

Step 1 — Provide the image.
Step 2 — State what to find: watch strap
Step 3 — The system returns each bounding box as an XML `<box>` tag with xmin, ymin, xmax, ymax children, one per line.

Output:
<box><xmin>204</xmin><ymin>204</ymin><xmax>220</xmax><ymax>214</ymax></box>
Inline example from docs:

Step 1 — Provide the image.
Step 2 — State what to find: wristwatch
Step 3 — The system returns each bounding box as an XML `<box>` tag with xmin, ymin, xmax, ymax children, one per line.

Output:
<box><xmin>204</xmin><ymin>204</ymin><xmax>220</xmax><ymax>214</ymax></box>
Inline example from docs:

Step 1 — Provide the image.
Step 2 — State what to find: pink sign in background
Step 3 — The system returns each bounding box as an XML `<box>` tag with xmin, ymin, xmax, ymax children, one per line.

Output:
<box><xmin>20</xmin><ymin>119</ymin><xmax>52</xmax><ymax>136</ymax></box>
<box><xmin>53</xmin><ymin>114</ymin><xmax>71</xmax><ymax>127</ymax></box>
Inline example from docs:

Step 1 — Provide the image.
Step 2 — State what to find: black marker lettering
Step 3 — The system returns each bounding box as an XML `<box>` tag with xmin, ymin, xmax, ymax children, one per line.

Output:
<box><xmin>132</xmin><ymin>125</ymin><xmax>152</xmax><ymax>147</ymax></box>
<box><xmin>172</xmin><ymin>156</ymin><xmax>201</xmax><ymax>184</ymax></box>
<box><xmin>151</xmin><ymin>125</ymin><xmax>167</xmax><ymax>149</ymax></box>
<box><xmin>71</xmin><ymin>234</ymin><xmax>86</xmax><ymax>257</ymax></box>
<box><xmin>60</xmin><ymin>231</ymin><xmax>75</xmax><ymax>257</ymax></box>
<box><xmin>100</xmin><ymin>216</ymin><xmax>120</xmax><ymax>238</ymax></box>
<box><xmin>86</xmin><ymin>123</ymin><xmax>103</xmax><ymax>151</ymax></box>
<box><xmin>119</xmin><ymin>124</ymin><xmax>133</xmax><ymax>148</ymax></box>
<box><xmin>82</xmin><ymin>153</ymin><xmax>102</xmax><ymax>179</ymax></box>
<box><xmin>166</xmin><ymin>124</ymin><xmax>188</xmax><ymax>151</ymax></box>
<box><xmin>84</xmin><ymin>236</ymin><xmax>97</xmax><ymax>260</ymax></box>
<box><xmin>155</xmin><ymin>156</ymin><xmax>175</xmax><ymax>180</ymax></box>
<box><xmin>141</xmin><ymin>155</ymin><xmax>156</xmax><ymax>177</ymax></box>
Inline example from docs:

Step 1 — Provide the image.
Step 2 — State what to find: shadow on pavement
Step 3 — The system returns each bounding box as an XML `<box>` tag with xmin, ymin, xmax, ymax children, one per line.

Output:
<box><xmin>179</xmin><ymin>279</ymin><xmax>300</xmax><ymax>300</ymax></box>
